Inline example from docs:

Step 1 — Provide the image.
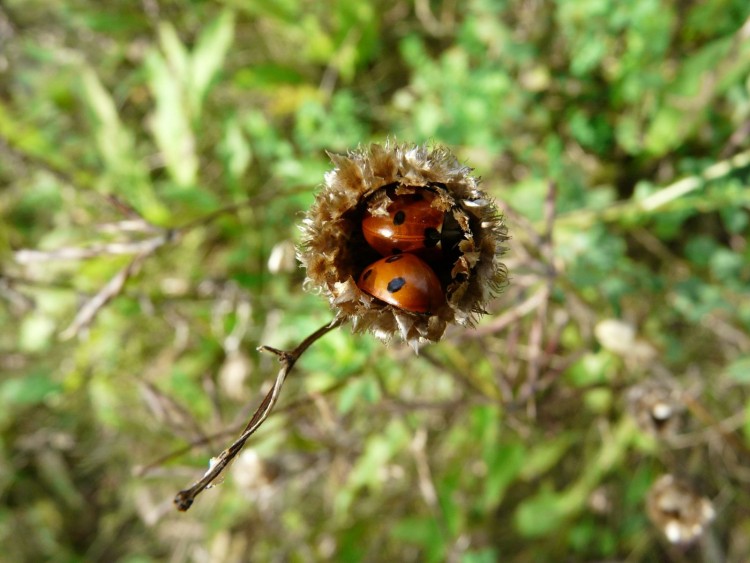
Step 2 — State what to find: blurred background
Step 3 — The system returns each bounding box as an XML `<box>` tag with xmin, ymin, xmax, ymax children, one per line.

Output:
<box><xmin>2</xmin><ymin>0</ymin><xmax>750</xmax><ymax>561</ymax></box>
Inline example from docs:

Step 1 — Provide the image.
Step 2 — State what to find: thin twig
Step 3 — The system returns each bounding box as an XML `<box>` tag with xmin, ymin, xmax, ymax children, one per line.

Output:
<box><xmin>520</xmin><ymin>182</ymin><xmax>557</xmax><ymax>417</ymax></box>
<box><xmin>173</xmin><ymin>318</ymin><xmax>343</xmax><ymax>511</ymax></box>
<box><xmin>14</xmin><ymin>236</ymin><xmax>170</xmax><ymax>264</ymax></box>
<box><xmin>14</xmin><ymin>195</ymin><xmax>276</xmax><ymax>340</ymax></box>
<box><xmin>554</xmin><ymin>146</ymin><xmax>750</xmax><ymax>228</ymax></box>
<box><xmin>12</xmin><ymin>199</ymin><xmax>253</xmax><ymax>265</ymax></box>
<box><xmin>682</xmin><ymin>393</ymin><xmax>750</xmax><ymax>461</ymax></box>
<box><xmin>137</xmin><ymin>376</ymin><xmax>422</xmax><ymax>479</ymax></box>
<box><xmin>465</xmin><ymin>284</ymin><xmax>547</xmax><ymax>338</ymax></box>
<box><xmin>409</xmin><ymin>426</ymin><xmax>446</xmax><ymax>535</ymax></box>
<box><xmin>139</xmin><ymin>381</ymin><xmax>210</xmax><ymax>444</ymax></box>
<box><xmin>59</xmin><ymin>236</ymin><xmax>168</xmax><ymax>339</ymax></box>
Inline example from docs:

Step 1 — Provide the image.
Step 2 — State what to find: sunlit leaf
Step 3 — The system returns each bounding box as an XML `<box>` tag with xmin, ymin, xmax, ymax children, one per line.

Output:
<box><xmin>189</xmin><ymin>10</ymin><xmax>235</xmax><ymax>118</ymax></box>
<box><xmin>0</xmin><ymin>370</ymin><xmax>61</xmax><ymax>407</ymax></box>
<box><xmin>726</xmin><ymin>357</ymin><xmax>750</xmax><ymax>383</ymax></box>
<box><xmin>146</xmin><ymin>49</ymin><xmax>198</xmax><ymax>187</ymax></box>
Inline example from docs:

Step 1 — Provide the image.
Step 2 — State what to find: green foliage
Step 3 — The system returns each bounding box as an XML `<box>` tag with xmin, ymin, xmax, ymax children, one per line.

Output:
<box><xmin>1</xmin><ymin>0</ymin><xmax>750</xmax><ymax>561</ymax></box>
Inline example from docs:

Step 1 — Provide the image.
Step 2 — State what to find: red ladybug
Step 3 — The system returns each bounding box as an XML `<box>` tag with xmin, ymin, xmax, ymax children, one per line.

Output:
<box><xmin>362</xmin><ymin>193</ymin><xmax>445</xmax><ymax>257</ymax></box>
<box><xmin>357</xmin><ymin>253</ymin><xmax>444</xmax><ymax>314</ymax></box>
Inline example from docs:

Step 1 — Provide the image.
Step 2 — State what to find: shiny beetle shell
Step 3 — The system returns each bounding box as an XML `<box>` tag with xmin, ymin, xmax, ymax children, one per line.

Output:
<box><xmin>362</xmin><ymin>194</ymin><xmax>445</xmax><ymax>257</ymax></box>
<box><xmin>357</xmin><ymin>253</ymin><xmax>444</xmax><ymax>314</ymax></box>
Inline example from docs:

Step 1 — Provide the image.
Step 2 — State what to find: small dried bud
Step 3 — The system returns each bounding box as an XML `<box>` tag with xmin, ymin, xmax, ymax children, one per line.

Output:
<box><xmin>626</xmin><ymin>380</ymin><xmax>685</xmax><ymax>438</ymax></box>
<box><xmin>587</xmin><ymin>486</ymin><xmax>613</xmax><ymax>515</ymax></box>
<box><xmin>268</xmin><ymin>240</ymin><xmax>298</xmax><ymax>274</ymax></box>
<box><xmin>646</xmin><ymin>474</ymin><xmax>715</xmax><ymax>545</ymax></box>
<box><xmin>298</xmin><ymin>142</ymin><xmax>509</xmax><ymax>349</ymax></box>
<box><xmin>233</xmin><ymin>449</ymin><xmax>281</xmax><ymax>492</ymax></box>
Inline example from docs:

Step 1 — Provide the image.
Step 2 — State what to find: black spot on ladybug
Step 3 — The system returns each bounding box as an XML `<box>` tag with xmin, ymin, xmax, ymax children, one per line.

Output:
<box><xmin>393</xmin><ymin>210</ymin><xmax>406</xmax><ymax>226</ymax></box>
<box><xmin>412</xmin><ymin>192</ymin><xmax>424</xmax><ymax>201</ymax></box>
<box><xmin>424</xmin><ymin>227</ymin><xmax>441</xmax><ymax>247</ymax></box>
<box><xmin>362</xmin><ymin>269</ymin><xmax>373</xmax><ymax>281</ymax></box>
<box><xmin>385</xmin><ymin>254</ymin><xmax>404</xmax><ymax>263</ymax></box>
<box><xmin>392</xmin><ymin>248</ymin><xmax>402</xmax><ymax>255</ymax></box>
<box><xmin>387</xmin><ymin>277</ymin><xmax>406</xmax><ymax>293</ymax></box>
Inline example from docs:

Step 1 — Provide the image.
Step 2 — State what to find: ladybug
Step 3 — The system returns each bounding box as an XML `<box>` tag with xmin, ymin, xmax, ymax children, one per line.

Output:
<box><xmin>357</xmin><ymin>253</ymin><xmax>444</xmax><ymax>314</ymax></box>
<box><xmin>362</xmin><ymin>192</ymin><xmax>446</xmax><ymax>257</ymax></box>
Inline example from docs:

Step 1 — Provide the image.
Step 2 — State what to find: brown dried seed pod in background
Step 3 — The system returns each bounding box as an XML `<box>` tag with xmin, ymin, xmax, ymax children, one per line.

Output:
<box><xmin>646</xmin><ymin>474</ymin><xmax>715</xmax><ymax>545</ymax></box>
<box><xmin>626</xmin><ymin>379</ymin><xmax>685</xmax><ymax>438</ymax></box>
<box><xmin>298</xmin><ymin>142</ymin><xmax>509</xmax><ymax>349</ymax></box>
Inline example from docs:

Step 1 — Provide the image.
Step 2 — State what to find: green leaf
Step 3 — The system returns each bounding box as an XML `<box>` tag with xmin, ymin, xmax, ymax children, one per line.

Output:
<box><xmin>645</xmin><ymin>34</ymin><xmax>750</xmax><ymax>155</ymax></box>
<box><xmin>218</xmin><ymin>118</ymin><xmax>252</xmax><ymax>184</ymax></box>
<box><xmin>334</xmin><ymin>420</ymin><xmax>410</xmax><ymax>518</ymax></box>
<box><xmin>18</xmin><ymin>312</ymin><xmax>56</xmax><ymax>352</ymax></box>
<box><xmin>157</xmin><ymin>22</ymin><xmax>190</xmax><ymax>79</ymax></box>
<box><xmin>80</xmin><ymin>65</ymin><xmax>129</xmax><ymax>170</ymax></box>
<box><xmin>79</xmin><ymin>66</ymin><xmax>169</xmax><ymax>223</ymax></box>
<box><xmin>564</xmin><ymin>352</ymin><xmax>616</xmax><ymax>387</ymax></box>
<box><xmin>726</xmin><ymin>356</ymin><xmax>750</xmax><ymax>383</ymax></box>
<box><xmin>233</xmin><ymin>64</ymin><xmax>304</xmax><ymax>89</ymax></box>
<box><xmin>709</xmin><ymin>248</ymin><xmax>744</xmax><ymax>283</ymax></box>
<box><xmin>720</xmin><ymin>206</ymin><xmax>750</xmax><ymax>235</ymax></box>
<box><xmin>337</xmin><ymin>376</ymin><xmax>380</xmax><ymax>414</ymax></box>
<box><xmin>461</xmin><ymin>549</ymin><xmax>499</xmax><ymax>563</ymax></box>
<box><xmin>520</xmin><ymin>435</ymin><xmax>576</xmax><ymax>481</ymax></box>
<box><xmin>482</xmin><ymin>442</ymin><xmax>525</xmax><ymax>510</ymax></box>
<box><xmin>189</xmin><ymin>10</ymin><xmax>235</xmax><ymax>118</ymax></box>
<box><xmin>514</xmin><ymin>486</ymin><xmax>570</xmax><ymax>538</ymax></box>
<box><xmin>0</xmin><ymin>370</ymin><xmax>61</xmax><ymax>407</ymax></box>
<box><xmin>390</xmin><ymin>517</ymin><xmax>446</xmax><ymax>562</ymax></box>
<box><xmin>684</xmin><ymin>235</ymin><xmax>717</xmax><ymax>267</ymax></box>
<box><xmin>146</xmin><ymin>49</ymin><xmax>198</xmax><ymax>187</ymax></box>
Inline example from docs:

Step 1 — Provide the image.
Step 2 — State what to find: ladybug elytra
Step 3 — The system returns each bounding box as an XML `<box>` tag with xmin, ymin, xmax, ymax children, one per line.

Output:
<box><xmin>362</xmin><ymin>192</ymin><xmax>446</xmax><ymax>257</ymax></box>
<box><xmin>357</xmin><ymin>253</ymin><xmax>444</xmax><ymax>314</ymax></box>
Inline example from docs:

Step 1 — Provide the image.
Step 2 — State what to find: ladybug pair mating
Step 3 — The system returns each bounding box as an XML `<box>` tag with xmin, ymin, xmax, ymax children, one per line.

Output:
<box><xmin>300</xmin><ymin>143</ymin><xmax>508</xmax><ymax>346</ymax></box>
<box><xmin>356</xmin><ymin>187</ymin><xmax>461</xmax><ymax>314</ymax></box>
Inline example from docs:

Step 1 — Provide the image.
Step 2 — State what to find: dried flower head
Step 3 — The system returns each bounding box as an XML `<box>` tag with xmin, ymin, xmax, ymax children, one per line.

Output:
<box><xmin>626</xmin><ymin>379</ymin><xmax>685</xmax><ymax>438</ymax></box>
<box><xmin>646</xmin><ymin>474</ymin><xmax>715</xmax><ymax>545</ymax></box>
<box><xmin>298</xmin><ymin>142</ymin><xmax>509</xmax><ymax>349</ymax></box>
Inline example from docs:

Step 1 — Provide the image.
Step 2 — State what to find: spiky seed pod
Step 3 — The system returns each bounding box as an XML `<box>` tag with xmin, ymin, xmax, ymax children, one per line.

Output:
<box><xmin>646</xmin><ymin>474</ymin><xmax>715</xmax><ymax>545</ymax></box>
<box><xmin>298</xmin><ymin>142</ymin><xmax>509</xmax><ymax>349</ymax></box>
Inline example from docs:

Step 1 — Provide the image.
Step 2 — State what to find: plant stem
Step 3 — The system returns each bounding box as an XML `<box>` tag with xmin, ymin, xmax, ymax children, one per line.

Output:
<box><xmin>173</xmin><ymin>317</ymin><xmax>344</xmax><ymax>511</ymax></box>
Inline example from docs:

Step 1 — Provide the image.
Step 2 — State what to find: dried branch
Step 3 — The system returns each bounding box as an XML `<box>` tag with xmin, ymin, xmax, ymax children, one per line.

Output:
<box><xmin>13</xmin><ymin>197</ymin><xmax>269</xmax><ymax>340</ymax></box>
<box><xmin>682</xmin><ymin>393</ymin><xmax>750</xmax><ymax>461</ymax></box>
<box><xmin>59</xmin><ymin>235</ymin><xmax>168</xmax><ymax>340</ymax></box>
<box><xmin>520</xmin><ymin>181</ymin><xmax>557</xmax><ymax>416</ymax></box>
<box><xmin>14</xmin><ymin>236</ymin><xmax>170</xmax><ymax>264</ymax></box>
<box><xmin>173</xmin><ymin>318</ymin><xmax>344</xmax><ymax>512</ymax></box>
<box><xmin>135</xmin><ymin>377</ymin><xmax>356</xmax><ymax>478</ymax></box>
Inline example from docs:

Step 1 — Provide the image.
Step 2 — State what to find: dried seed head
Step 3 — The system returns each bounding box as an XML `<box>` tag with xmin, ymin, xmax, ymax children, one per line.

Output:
<box><xmin>626</xmin><ymin>379</ymin><xmax>685</xmax><ymax>438</ymax></box>
<box><xmin>298</xmin><ymin>142</ymin><xmax>509</xmax><ymax>349</ymax></box>
<box><xmin>646</xmin><ymin>474</ymin><xmax>715</xmax><ymax>545</ymax></box>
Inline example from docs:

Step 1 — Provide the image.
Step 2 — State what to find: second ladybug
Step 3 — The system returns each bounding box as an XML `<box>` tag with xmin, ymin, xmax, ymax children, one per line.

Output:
<box><xmin>357</xmin><ymin>253</ymin><xmax>444</xmax><ymax>314</ymax></box>
<box><xmin>362</xmin><ymin>192</ymin><xmax>446</xmax><ymax>257</ymax></box>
